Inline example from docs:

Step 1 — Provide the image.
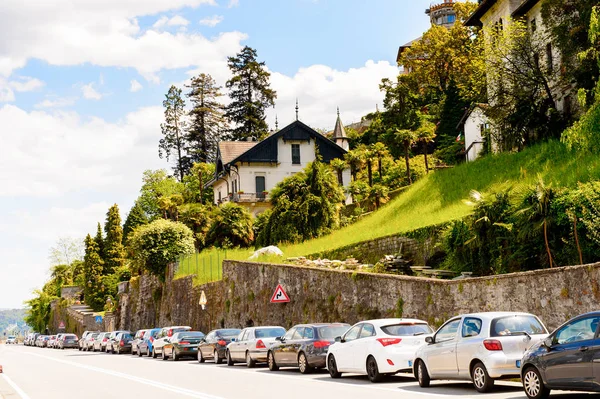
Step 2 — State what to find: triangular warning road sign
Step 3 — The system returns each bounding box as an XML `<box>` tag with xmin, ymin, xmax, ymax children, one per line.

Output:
<box><xmin>270</xmin><ymin>284</ymin><xmax>290</xmax><ymax>303</ymax></box>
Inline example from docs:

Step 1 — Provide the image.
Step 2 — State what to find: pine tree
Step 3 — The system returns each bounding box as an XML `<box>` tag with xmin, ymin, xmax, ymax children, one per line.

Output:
<box><xmin>159</xmin><ymin>85</ymin><xmax>188</xmax><ymax>181</ymax></box>
<box><xmin>186</xmin><ymin>73</ymin><xmax>227</xmax><ymax>163</ymax></box>
<box><xmin>103</xmin><ymin>204</ymin><xmax>125</xmax><ymax>275</ymax></box>
<box><xmin>83</xmin><ymin>234</ymin><xmax>104</xmax><ymax>311</ymax></box>
<box><xmin>94</xmin><ymin>222</ymin><xmax>104</xmax><ymax>259</ymax></box>
<box><xmin>122</xmin><ymin>201</ymin><xmax>148</xmax><ymax>245</ymax></box>
<box><xmin>225</xmin><ymin>46</ymin><xmax>277</xmax><ymax>141</ymax></box>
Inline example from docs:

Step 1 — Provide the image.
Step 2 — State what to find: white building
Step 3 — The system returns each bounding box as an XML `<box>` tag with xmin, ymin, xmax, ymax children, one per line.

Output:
<box><xmin>457</xmin><ymin>104</ymin><xmax>491</xmax><ymax>162</ymax></box>
<box><xmin>208</xmin><ymin>116</ymin><xmax>351</xmax><ymax>215</ymax></box>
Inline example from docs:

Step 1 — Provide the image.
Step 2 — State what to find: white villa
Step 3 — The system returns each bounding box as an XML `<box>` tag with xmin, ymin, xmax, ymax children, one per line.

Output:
<box><xmin>208</xmin><ymin>114</ymin><xmax>351</xmax><ymax>215</ymax></box>
<box><xmin>457</xmin><ymin>104</ymin><xmax>491</xmax><ymax>162</ymax></box>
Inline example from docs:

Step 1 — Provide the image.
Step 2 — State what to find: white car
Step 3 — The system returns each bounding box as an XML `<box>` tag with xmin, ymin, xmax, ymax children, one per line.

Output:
<box><xmin>226</xmin><ymin>326</ymin><xmax>286</xmax><ymax>367</ymax></box>
<box><xmin>414</xmin><ymin>312</ymin><xmax>548</xmax><ymax>393</ymax></box>
<box><xmin>6</xmin><ymin>335</ymin><xmax>17</xmax><ymax>344</ymax></box>
<box><xmin>326</xmin><ymin>318</ymin><xmax>432</xmax><ymax>382</ymax></box>
<box><xmin>152</xmin><ymin>326</ymin><xmax>191</xmax><ymax>358</ymax></box>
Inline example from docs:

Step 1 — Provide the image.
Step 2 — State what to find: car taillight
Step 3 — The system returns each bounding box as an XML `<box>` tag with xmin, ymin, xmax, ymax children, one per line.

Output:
<box><xmin>313</xmin><ymin>341</ymin><xmax>331</xmax><ymax>348</ymax></box>
<box><xmin>103</xmin><ymin>338</ymin><xmax>107</xmax><ymax>342</ymax></box>
<box><xmin>256</xmin><ymin>340</ymin><xmax>266</xmax><ymax>349</ymax></box>
<box><xmin>376</xmin><ymin>338</ymin><xmax>402</xmax><ymax>347</ymax></box>
<box><xmin>179</xmin><ymin>341</ymin><xmax>190</xmax><ymax>345</ymax></box>
<box><xmin>150</xmin><ymin>336</ymin><xmax>154</xmax><ymax>342</ymax></box>
<box><xmin>120</xmin><ymin>340</ymin><xmax>125</xmax><ymax>347</ymax></box>
<box><xmin>218</xmin><ymin>340</ymin><xmax>227</xmax><ymax>346</ymax></box>
<box><xmin>168</xmin><ymin>329</ymin><xmax>173</xmax><ymax>337</ymax></box>
<box><xmin>483</xmin><ymin>339</ymin><xmax>503</xmax><ymax>351</ymax></box>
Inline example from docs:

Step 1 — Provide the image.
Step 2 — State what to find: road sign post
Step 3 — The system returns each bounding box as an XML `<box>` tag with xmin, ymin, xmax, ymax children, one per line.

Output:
<box><xmin>270</xmin><ymin>284</ymin><xmax>290</xmax><ymax>303</ymax></box>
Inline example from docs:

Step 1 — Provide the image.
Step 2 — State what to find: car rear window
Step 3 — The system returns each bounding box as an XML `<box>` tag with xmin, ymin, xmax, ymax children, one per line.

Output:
<box><xmin>65</xmin><ymin>335</ymin><xmax>77</xmax><ymax>339</ymax></box>
<box><xmin>317</xmin><ymin>326</ymin><xmax>350</xmax><ymax>339</ymax></box>
<box><xmin>491</xmin><ymin>315</ymin><xmax>547</xmax><ymax>337</ymax></box>
<box><xmin>180</xmin><ymin>332</ymin><xmax>205</xmax><ymax>339</ymax></box>
<box><xmin>217</xmin><ymin>329</ymin><xmax>241</xmax><ymax>337</ymax></box>
<box><xmin>8</xmin><ymin>336</ymin><xmax>15</xmax><ymax>339</ymax></box>
<box><xmin>255</xmin><ymin>328</ymin><xmax>286</xmax><ymax>338</ymax></box>
<box><xmin>381</xmin><ymin>323</ymin><xmax>433</xmax><ymax>336</ymax></box>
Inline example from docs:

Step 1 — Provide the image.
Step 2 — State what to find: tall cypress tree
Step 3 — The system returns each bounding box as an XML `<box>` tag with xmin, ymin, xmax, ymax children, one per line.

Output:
<box><xmin>186</xmin><ymin>73</ymin><xmax>227</xmax><ymax>163</ymax></box>
<box><xmin>83</xmin><ymin>234</ymin><xmax>104</xmax><ymax>311</ymax></box>
<box><xmin>94</xmin><ymin>222</ymin><xmax>104</xmax><ymax>260</ymax></box>
<box><xmin>225</xmin><ymin>46</ymin><xmax>277</xmax><ymax>141</ymax></box>
<box><xmin>159</xmin><ymin>85</ymin><xmax>188</xmax><ymax>181</ymax></box>
<box><xmin>104</xmin><ymin>204</ymin><xmax>125</xmax><ymax>275</ymax></box>
<box><xmin>122</xmin><ymin>201</ymin><xmax>148</xmax><ymax>245</ymax></box>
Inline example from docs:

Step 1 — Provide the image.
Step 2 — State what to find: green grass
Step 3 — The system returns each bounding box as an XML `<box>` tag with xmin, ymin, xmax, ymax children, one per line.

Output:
<box><xmin>175</xmin><ymin>247</ymin><xmax>224</xmax><ymax>284</ymax></box>
<box><xmin>177</xmin><ymin>140</ymin><xmax>600</xmax><ymax>283</ymax></box>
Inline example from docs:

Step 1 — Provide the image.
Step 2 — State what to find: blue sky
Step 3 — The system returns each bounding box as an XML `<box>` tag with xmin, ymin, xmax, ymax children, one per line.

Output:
<box><xmin>0</xmin><ymin>0</ymin><xmax>453</xmax><ymax>309</ymax></box>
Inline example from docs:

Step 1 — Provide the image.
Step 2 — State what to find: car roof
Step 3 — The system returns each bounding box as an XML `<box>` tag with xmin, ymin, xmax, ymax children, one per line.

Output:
<box><xmin>247</xmin><ymin>326</ymin><xmax>285</xmax><ymax>330</ymax></box>
<box><xmin>293</xmin><ymin>323</ymin><xmax>350</xmax><ymax>328</ymax></box>
<box><xmin>453</xmin><ymin>312</ymin><xmax>539</xmax><ymax>320</ymax></box>
<box><xmin>163</xmin><ymin>326</ymin><xmax>191</xmax><ymax>329</ymax></box>
<box><xmin>359</xmin><ymin>318</ymin><xmax>429</xmax><ymax>326</ymax></box>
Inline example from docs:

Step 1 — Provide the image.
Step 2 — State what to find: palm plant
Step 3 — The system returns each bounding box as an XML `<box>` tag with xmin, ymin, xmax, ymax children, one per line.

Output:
<box><xmin>356</xmin><ymin>144</ymin><xmax>374</xmax><ymax>186</ymax></box>
<box><xmin>394</xmin><ymin>128</ymin><xmax>418</xmax><ymax>184</ymax></box>
<box><xmin>370</xmin><ymin>142</ymin><xmax>390</xmax><ymax>180</ymax></box>
<box><xmin>329</xmin><ymin>158</ymin><xmax>346</xmax><ymax>186</ymax></box>
<box><xmin>416</xmin><ymin>120</ymin><xmax>436</xmax><ymax>173</ymax></box>
<box><xmin>344</xmin><ymin>149</ymin><xmax>365</xmax><ymax>182</ymax></box>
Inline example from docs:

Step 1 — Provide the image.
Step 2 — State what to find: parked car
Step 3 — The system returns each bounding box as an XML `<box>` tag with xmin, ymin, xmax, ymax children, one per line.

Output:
<box><xmin>79</xmin><ymin>331</ymin><xmax>97</xmax><ymax>351</ymax></box>
<box><xmin>267</xmin><ymin>323</ymin><xmax>351</xmax><ymax>373</ymax></box>
<box><xmin>226</xmin><ymin>326</ymin><xmax>286</xmax><ymax>367</ymax></box>
<box><xmin>414</xmin><ymin>312</ymin><xmax>548</xmax><ymax>393</ymax></box>
<box><xmin>327</xmin><ymin>318</ymin><xmax>432</xmax><ymax>382</ymax></box>
<box><xmin>6</xmin><ymin>335</ymin><xmax>17</xmax><ymax>344</ymax></box>
<box><xmin>54</xmin><ymin>334</ymin><xmax>66</xmax><ymax>349</ymax></box>
<box><xmin>520</xmin><ymin>311</ymin><xmax>600</xmax><ymax>399</ymax></box>
<box><xmin>94</xmin><ymin>332</ymin><xmax>109</xmax><ymax>352</ymax></box>
<box><xmin>111</xmin><ymin>332</ymin><xmax>133</xmax><ymax>354</ymax></box>
<box><xmin>48</xmin><ymin>335</ymin><xmax>57</xmax><ymax>348</ymax></box>
<box><xmin>37</xmin><ymin>335</ymin><xmax>50</xmax><ymax>347</ymax></box>
<box><xmin>152</xmin><ymin>326</ymin><xmax>192</xmax><ymax>359</ymax></box>
<box><xmin>131</xmin><ymin>329</ymin><xmax>148</xmax><ymax>355</ymax></box>
<box><xmin>27</xmin><ymin>333</ymin><xmax>40</xmax><ymax>346</ymax></box>
<box><xmin>83</xmin><ymin>332</ymin><xmax>100</xmax><ymax>351</ymax></box>
<box><xmin>106</xmin><ymin>330</ymin><xmax>131</xmax><ymax>354</ymax></box>
<box><xmin>198</xmin><ymin>329</ymin><xmax>241</xmax><ymax>364</ymax></box>
<box><xmin>161</xmin><ymin>331</ymin><xmax>205</xmax><ymax>361</ymax></box>
<box><xmin>58</xmin><ymin>334</ymin><xmax>79</xmax><ymax>349</ymax></box>
<box><xmin>24</xmin><ymin>333</ymin><xmax>34</xmax><ymax>346</ymax></box>
<box><xmin>137</xmin><ymin>328</ymin><xmax>161</xmax><ymax>357</ymax></box>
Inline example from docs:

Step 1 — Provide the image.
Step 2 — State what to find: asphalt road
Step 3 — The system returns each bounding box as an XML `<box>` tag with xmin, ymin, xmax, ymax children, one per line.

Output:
<box><xmin>0</xmin><ymin>344</ymin><xmax>597</xmax><ymax>399</ymax></box>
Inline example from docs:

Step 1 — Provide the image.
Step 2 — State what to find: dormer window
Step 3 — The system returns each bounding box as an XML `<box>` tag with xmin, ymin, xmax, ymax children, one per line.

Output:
<box><xmin>291</xmin><ymin>144</ymin><xmax>301</xmax><ymax>165</ymax></box>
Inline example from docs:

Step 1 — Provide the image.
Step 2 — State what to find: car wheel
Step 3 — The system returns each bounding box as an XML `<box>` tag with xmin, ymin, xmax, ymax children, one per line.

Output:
<box><xmin>162</xmin><ymin>349</ymin><xmax>168</xmax><ymax>361</ymax></box>
<box><xmin>472</xmin><ymin>362</ymin><xmax>494</xmax><ymax>393</ymax></box>
<box><xmin>267</xmin><ymin>351</ymin><xmax>279</xmax><ymax>371</ymax></box>
<box><xmin>328</xmin><ymin>354</ymin><xmax>342</xmax><ymax>378</ymax></box>
<box><xmin>78</xmin><ymin>346</ymin><xmax>82</xmax><ymax>351</ymax></box>
<box><xmin>417</xmin><ymin>360</ymin><xmax>431</xmax><ymax>388</ymax></box>
<box><xmin>198</xmin><ymin>350</ymin><xmax>205</xmax><ymax>363</ymax></box>
<box><xmin>523</xmin><ymin>367</ymin><xmax>550</xmax><ymax>399</ymax></box>
<box><xmin>152</xmin><ymin>348</ymin><xmax>158</xmax><ymax>358</ymax></box>
<box><xmin>226</xmin><ymin>350</ymin><xmax>234</xmax><ymax>366</ymax></box>
<box><xmin>147</xmin><ymin>348</ymin><xmax>152</xmax><ymax>357</ymax></box>
<box><xmin>298</xmin><ymin>352</ymin><xmax>312</xmax><ymax>374</ymax></box>
<box><xmin>245</xmin><ymin>351</ymin><xmax>256</xmax><ymax>368</ymax></box>
<box><xmin>366</xmin><ymin>356</ymin><xmax>383</xmax><ymax>383</ymax></box>
<box><xmin>214</xmin><ymin>350</ymin><xmax>222</xmax><ymax>364</ymax></box>
<box><xmin>138</xmin><ymin>348</ymin><xmax>143</xmax><ymax>357</ymax></box>
<box><xmin>172</xmin><ymin>352</ymin><xmax>179</xmax><ymax>362</ymax></box>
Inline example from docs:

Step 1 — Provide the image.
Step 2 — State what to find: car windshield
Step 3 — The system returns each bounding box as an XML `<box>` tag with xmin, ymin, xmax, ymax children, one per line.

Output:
<box><xmin>491</xmin><ymin>315</ymin><xmax>547</xmax><ymax>337</ymax></box>
<box><xmin>217</xmin><ymin>329</ymin><xmax>240</xmax><ymax>338</ymax></box>
<box><xmin>8</xmin><ymin>336</ymin><xmax>15</xmax><ymax>339</ymax></box>
<box><xmin>382</xmin><ymin>323</ymin><xmax>433</xmax><ymax>336</ymax></box>
<box><xmin>317</xmin><ymin>326</ymin><xmax>349</xmax><ymax>339</ymax></box>
<box><xmin>255</xmin><ymin>328</ymin><xmax>286</xmax><ymax>338</ymax></box>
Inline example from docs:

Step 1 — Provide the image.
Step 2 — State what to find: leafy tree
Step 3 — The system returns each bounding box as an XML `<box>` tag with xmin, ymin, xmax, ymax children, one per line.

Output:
<box><xmin>103</xmin><ymin>204</ymin><xmax>125</xmax><ymax>275</ymax></box>
<box><xmin>356</xmin><ymin>144</ymin><xmax>374</xmax><ymax>186</ymax></box>
<box><xmin>329</xmin><ymin>158</ymin><xmax>346</xmax><ymax>186</ymax></box>
<box><xmin>225</xmin><ymin>46</ymin><xmax>277</xmax><ymax>141</ymax></box>
<box><xmin>434</xmin><ymin>80</ymin><xmax>470</xmax><ymax>164</ymax></box>
<box><xmin>48</xmin><ymin>237</ymin><xmax>84</xmax><ymax>267</ymax></box>
<box><xmin>178</xmin><ymin>203</ymin><xmax>213</xmax><ymax>250</ymax></box>
<box><xmin>344</xmin><ymin>149</ymin><xmax>364</xmax><ymax>181</ymax></box>
<box><xmin>261</xmin><ymin>159</ymin><xmax>344</xmax><ymax>245</ymax></box>
<box><xmin>206</xmin><ymin>203</ymin><xmax>254</xmax><ymax>248</ymax></box>
<box><xmin>122</xmin><ymin>201</ymin><xmax>148</xmax><ymax>246</ymax></box>
<box><xmin>138</xmin><ymin>169</ymin><xmax>185</xmax><ymax>220</ymax></box>
<box><xmin>253</xmin><ymin>209</ymin><xmax>273</xmax><ymax>247</ymax></box>
<box><xmin>186</xmin><ymin>73</ymin><xmax>227</xmax><ymax>163</ymax></box>
<box><xmin>182</xmin><ymin>162</ymin><xmax>215</xmax><ymax>204</ymax></box>
<box><xmin>394</xmin><ymin>129</ymin><xmax>418</xmax><ymax>184</ymax></box>
<box><xmin>94</xmin><ymin>222</ymin><xmax>104</xmax><ymax>259</ymax></box>
<box><xmin>24</xmin><ymin>290</ymin><xmax>56</xmax><ymax>333</ymax></box>
<box><xmin>83</xmin><ymin>234</ymin><xmax>105</xmax><ymax>311</ymax></box>
<box><xmin>157</xmin><ymin>194</ymin><xmax>184</xmax><ymax>221</ymax></box>
<box><xmin>159</xmin><ymin>85</ymin><xmax>188</xmax><ymax>181</ymax></box>
<box><xmin>129</xmin><ymin>219</ymin><xmax>195</xmax><ymax>281</ymax></box>
<box><xmin>416</xmin><ymin>119</ymin><xmax>436</xmax><ymax>173</ymax></box>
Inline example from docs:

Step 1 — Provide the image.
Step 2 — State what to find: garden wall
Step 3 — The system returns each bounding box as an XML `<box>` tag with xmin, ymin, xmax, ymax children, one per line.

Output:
<box><xmin>116</xmin><ymin>260</ymin><xmax>600</xmax><ymax>333</ymax></box>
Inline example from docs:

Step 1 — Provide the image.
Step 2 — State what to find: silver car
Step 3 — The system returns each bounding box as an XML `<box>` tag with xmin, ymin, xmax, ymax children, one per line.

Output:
<box><xmin>83</xmin><ymin>332</ymin><xmax>99</xmax><ymax>351</ymax></box>
<box><xmin>414</xmin><ymin>312</ymin><xmax>548</xmax><ymax>393</ymax></box>
<box><xmin>226</xmin><ymin>326</ymin><xmax>286</xmax><ymax>367</ymax></box>
<box><xmin>131</xmin><ymin>329</ymin><xmax>148</xmax><ymax>355</ymax></box>
<box><xmin>94</xmin><ymin>332</ymin><xmax>109</xmax><ymax>352</ymax></box>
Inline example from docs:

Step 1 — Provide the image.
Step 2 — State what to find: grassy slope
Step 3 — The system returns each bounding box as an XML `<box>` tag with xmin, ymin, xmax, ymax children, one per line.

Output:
<box><xmin>177</xmin><ymin>140</ymin><xmax>600</xmax><ymax>282</ymax></box>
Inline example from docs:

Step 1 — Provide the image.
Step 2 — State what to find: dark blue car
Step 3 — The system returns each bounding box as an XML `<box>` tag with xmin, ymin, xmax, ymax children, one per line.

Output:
<box><xmin>520</xmin><ymin>311</ymin><xmax>600</xmax><ymax>399</ymax></box>
<box><xmin>137</xmin><ymin>328</ymin><xmax>161</xmax><ymax>357</ymax></box>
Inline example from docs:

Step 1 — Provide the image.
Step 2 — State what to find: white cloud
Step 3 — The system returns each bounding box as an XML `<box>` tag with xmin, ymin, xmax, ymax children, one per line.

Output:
<box><xmin>228</xmin><ymin>0</ymin><xmax>239</xmax><ymax>8</ymax></box>
<box><xmin>199</xmin><ymin>15</ymin><xmax>223</xmax><ymax>27</ymax></box>
<box><xmin>0</xmin><ymin>76</ymin><xmax>44</xmax><ymax>102</ymax></box>
<box><xmin>130</xmin><ymin>79</ymin><xmax>143</xmax><ymax>92</ymax></box>
<box><xmin>267</xmin><ymin>60</ymin><xmax>399</xmax><ymax>129</ymax></box>
<box><xmin>35</xmin><ymin>97</ymin><xmax>77</xmax><ymax>109</ymax></box>
<box><xmin>81</xmin><ymin>83</ymin><xmax>103</xmax><ymax>100</ymax></box>
<box><xmin>0</xmin><ymin>0</ymin><xmax>242</xmax><ymax>82</ymax></box>
<box><xmin>153</xmin><ymin>15</ymin><xmax>190</xmax><ymax>29</ymax></box>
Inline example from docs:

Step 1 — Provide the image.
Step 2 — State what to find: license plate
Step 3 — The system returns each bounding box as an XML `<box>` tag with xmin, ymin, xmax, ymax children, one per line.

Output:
<box><xmin>516</xmin><ymin>360</ymin><xmax>521</xmax><ymax>368</ymax></box>
<box><xmin>408</xmin><ymin>360</ymin><xmax>413</xmax><ymax>367</ymax></box>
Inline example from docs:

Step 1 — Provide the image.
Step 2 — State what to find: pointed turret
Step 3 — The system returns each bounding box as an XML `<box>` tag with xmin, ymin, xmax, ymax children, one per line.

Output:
<box><xmin>332</xmin><ymin>107</ymin><xmax>349</xmax><ymax>151</ymax></box>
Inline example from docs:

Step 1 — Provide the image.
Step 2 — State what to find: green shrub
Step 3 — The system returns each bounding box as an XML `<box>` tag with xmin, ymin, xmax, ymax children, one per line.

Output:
<box><xmin>206</xmin><ymin>203</ymin><xmax>254</xmax><ymax>248</ymax></box>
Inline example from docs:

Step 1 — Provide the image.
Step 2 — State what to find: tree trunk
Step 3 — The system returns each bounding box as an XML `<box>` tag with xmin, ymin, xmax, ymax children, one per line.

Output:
<box><xmin>423</xmin><ymin>141</ymin><xmax>430</xmax><ymax>173</ymax></box>
<box><xmin>367</xmin><ymin>160</ymin><xmax>373</xmax><ymax>187</ymax></box>
<box><xmin>336</xmin><ymin>170</ymin><xmax>343</xmax><ymax>186</ymax></box>
<box><xmin>574</xmin><ymin>216</ymin><xmax>583</xmax><ymax>265</ymax></box>
<box><xmin>404</xmin><ymin>143</ymin><xmax>412</xmax><ymax>185</ymax></box>
<box><xmin>543</xmin><ymin>219</ymin><xmax>554</xmax><ymax>268</ymax></box>
<box><xmin>174</xmin><ymin>116</ymin><xmax>184</xmax><ymax>182</ymax></box>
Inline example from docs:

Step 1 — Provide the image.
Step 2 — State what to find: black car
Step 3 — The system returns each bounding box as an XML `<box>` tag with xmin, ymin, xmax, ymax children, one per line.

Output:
<box><xmin>112</xmin><ymin>332</ymin><xmax>133</xmax><ymax>354</ymax></box>
<box><xmin>106</xmin><ymin>330</ymin><xmax>131</xmax><ymax>353</ymax></box>
<box><xmin>162</xmin><ymin>331</ymin><xmax>205</xmax><ymax>361</ymax></box>
<box><xmin>198</xmin><ymin>329</ymin><xmax>241</xmax><ymax>364</ymax></box>
<box><xmin>521</xmin><ymin>311</ymin><xmax>600</xmax><ymax>399</ymax></box>
<box><xmin>267</xmin><ymin>323</ymin><xmax>350</xmax><ymax>374</ymax></box>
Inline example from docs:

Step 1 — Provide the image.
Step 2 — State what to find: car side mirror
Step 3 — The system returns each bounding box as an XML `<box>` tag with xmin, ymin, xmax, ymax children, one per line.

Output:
<box><xmin>275</xmin><ymin>336</ymin><xmax>283</xmax><ymax>342</ymax></box>
<box><xmin>334</xmin><ymin>336</ymin><xmax>341</xmax><ymax>343</ymax></box>
<box><xmin>425</xmin><ymin>336</ymin><xmax>434</xmax><ymax>344</ymax></box>
<box><xmin>543</xmin><ymin>337</ymin><xmax>553</xmax><ymax>349</ymax></box>
<box><xmin>231</xmin><ymin>338</ymin><xmax>237</xmax><ymax>342</ymax></box>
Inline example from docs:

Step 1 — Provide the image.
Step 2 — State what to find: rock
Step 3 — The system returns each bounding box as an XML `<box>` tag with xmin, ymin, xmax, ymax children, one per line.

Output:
<box><xmin>249</xmin><ymin>245</ymin><xmax>284</xmax><ymax>260</ymax></box>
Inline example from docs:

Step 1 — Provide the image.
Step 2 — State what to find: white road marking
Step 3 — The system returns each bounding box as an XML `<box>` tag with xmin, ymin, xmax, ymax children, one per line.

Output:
<box><xmin>1</xmin><ymin>374</ymin><xmax>32</xmax><ymax>399</ymax></box>
<box><xmin>21</xmin><ymin>351</ymin><xmax>225</xmax><ymax>399</ymax></box>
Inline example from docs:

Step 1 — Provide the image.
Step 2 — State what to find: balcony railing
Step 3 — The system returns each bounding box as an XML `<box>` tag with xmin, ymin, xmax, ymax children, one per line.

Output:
<box><xmin>220</xmin><ymin>192</ymin><xmax>269</xmax><ymax>204</ymax></box>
